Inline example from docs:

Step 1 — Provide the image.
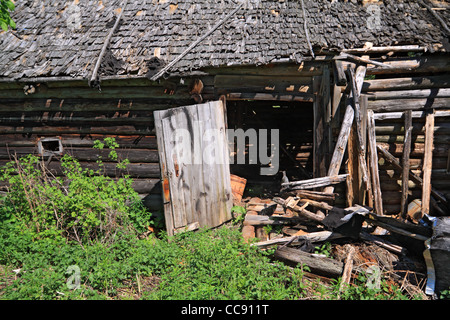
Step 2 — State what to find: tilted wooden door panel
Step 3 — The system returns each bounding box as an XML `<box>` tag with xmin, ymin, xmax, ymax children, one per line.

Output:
<box><xmin>154</xmin><ymin>100</ymin><xmax>232</xmax><ymax>236</ymax></box>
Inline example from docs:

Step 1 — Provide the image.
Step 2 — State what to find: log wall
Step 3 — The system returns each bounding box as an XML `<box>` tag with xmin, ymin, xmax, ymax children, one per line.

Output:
<box><xmin>0</xmin><ymin>97</ymin><xmax>181</xmax><ymax>211</ymax></box>
<box><xmin>361</xmin><ymin>66</ymin><xmax>450</xmax><ymax>215</ymax></box>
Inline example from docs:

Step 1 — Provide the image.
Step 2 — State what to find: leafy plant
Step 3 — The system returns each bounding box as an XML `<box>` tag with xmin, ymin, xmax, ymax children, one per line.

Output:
<box><xmin>314</xmin><ymin>242</ymin><xmax>332</xmax><ymax>258</ymax></box>
<box><xmin>0</xmin><ymin>138</ymin><xmax>152</xmax><ymax>246</ymax></box>
<box><xmin>0</xmin><ymin>0</ymin><xmax>15</xmax><ymax>31</ymax></box>
<box><xmin>231</xmin><ymin>205</ymin><xmax>246</xmax><ymax>225</ymax></box>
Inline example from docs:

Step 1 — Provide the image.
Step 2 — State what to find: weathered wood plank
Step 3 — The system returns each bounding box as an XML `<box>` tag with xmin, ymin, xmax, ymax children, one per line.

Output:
<box><xmin>0</xmin><ymin>99</ymin><xmax>176</xmax><ymax>112</ymax></box>
<box><xmin>367</xmin><ymin>88</ymin><xmax>450</xmax><ymax>100</ymax></box>
<box><xmin>422</xmin><ymin>110</ymin><xmax>435</xmax><ymax>216</ymax></box>
<box><xmin>324</xmin><ymin>104</ymin><xmax>354</xmax><ymax>194</ymax></box>
<box><xmin>274</xmin><ymin>247</ymin><xmax>344</xmax><ymax>278</ymax></box>
<box><xmin>153</xmin><ymin>109</ymin><xmax>175</xmax><ymax>236</ymax></box>
<box><xmin>0</xmin><ymin>86</ymin><xmax>194</xmax><ymax>100</ymax></box>
<box><xmin>227</xmin><ymin>92</ymin><xmax>314</xmax><ymax>102</ymax></box>
<box><xmin>362</xmin><ymin>75</ymin><xmax>450</xmax><ymax>92</ymax></box>
<box><xmin>0</xmin><ymin>125</ymin><xmax>155</xmax><ymax>135</ymax></box>
<box><xmin>281</xmin><ymin>174</ymin><xmax>348</xmax><ymax>191</ymax></box>
<box><xmin>373</xmin><ymin>109</ymin><xmax>450</xmax><ymax>120</ymax></box>
<box><xmin>368</xmin><ymin>98</ymin><xmax>450</xmax><ymax>111</ymax></box>
<box><xmin>367</xmin><ymin>110</ymin><xmax>383</xmax><ymax>215</ymax></box>
<box><xmin>400</xmin><ymin>110</ymin><xmax>412</xmax><ymax>219</ymax></box>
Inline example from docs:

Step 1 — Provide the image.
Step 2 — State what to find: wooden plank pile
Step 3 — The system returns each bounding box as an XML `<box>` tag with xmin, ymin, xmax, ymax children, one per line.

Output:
<box><xmin>235</xmin><ymin>49</ymin><xmax>450</xmax><ymax>297</ymax></box>
<box><xmin>238</xmin><ymin>189</ymin><xmax>432</xmax><ymax>298</ymax></box>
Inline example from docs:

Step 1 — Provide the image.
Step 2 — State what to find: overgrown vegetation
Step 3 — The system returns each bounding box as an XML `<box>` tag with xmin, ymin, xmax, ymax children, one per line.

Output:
<box><xmin>0</xmin><ymin>140</ymin><xmax>415</xmax><ymax>300</ymax></box>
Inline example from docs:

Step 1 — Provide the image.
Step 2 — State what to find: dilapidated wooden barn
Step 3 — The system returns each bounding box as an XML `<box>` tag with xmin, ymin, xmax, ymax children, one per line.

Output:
<box><xmin>0</xmin><ymin>0</ymin><xmax>449</xmax><ymax>235</ymax></box>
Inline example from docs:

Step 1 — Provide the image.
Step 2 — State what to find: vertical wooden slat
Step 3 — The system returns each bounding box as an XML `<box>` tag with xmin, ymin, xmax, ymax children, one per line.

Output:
<box><xmin>367</xmin><ymin>110</ymin><xmax>383</xmax><ymax>215</ymax></box>
<box><xmin>401</xmin><ymin>110</ymin><xmax>412</xmax><ymax>219</ymax></box>
<box><xmin>161</xmin><ymin>114</ymin><xmax>188</xmax><ymax>228</ymax></box>
<box><xmin>154</xmin><ymin>110</ymin><xmax>175</xmax><ymax>236</ymax></box>
<box><xmin>359</xmin><ymin>95</ymin><xmax>370</xmax><ymax>205</ymax></box>
<box><xmin>324</xmin><ymin>104</ymin><xmax>354</xmax><ymax>194</ymax></box>
<box><xmin>346</xmin><ymin>123</ymin><xmax>358</xmax><ymax>207</ymax></box>
<box><xmin>211</xmin><ymin>101</ymin><xmax>233</xmax><ymax>224</ymax></box>
<box><xmin>422</xmin><ymin>110</ymin><xmax>435</xmax><ymax>216</ymax></box>
<box><xmin>313</xmin><ymin>76</ymin><xmax>323</xmax><ymax>178</ymax></box>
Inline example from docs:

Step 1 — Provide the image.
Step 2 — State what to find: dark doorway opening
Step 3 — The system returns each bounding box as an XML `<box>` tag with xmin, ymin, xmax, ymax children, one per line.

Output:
<box><xmin>227</xmin><ymin>100</ymin><xmax>314</xmax><ymax>197</ymax></box>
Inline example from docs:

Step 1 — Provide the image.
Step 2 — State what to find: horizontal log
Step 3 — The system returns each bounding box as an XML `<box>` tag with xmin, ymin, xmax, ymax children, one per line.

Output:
<box><xmin>0</xmin><ymin>76</ymin><xmax>215</xmax><ymax>90</ymax></box>
<box><xmin>373</xmin><ymin>109</ymin><xmax>450</xmax><ymax>120</ymax></box>
<box><xmin>252</xmin><ymin>230</ymin><xmax>343</xmax><ymax>248</ymax></box>
<box><xmin>380</xmin><ymin>169</ymin><xmax>450</xmax><ymax>181</ymax></box>
<box><xmin>281</xmin><ymin>174</ymin><xmax>348</xmax><ymax>190</ymax></box>
<box><xmin>368</xmin><ymin>98</ymin><xmax>450</xmax><ymax>111</ymax></box>
<box><xmin>376</xmin><ymin>134</ymin><xmax>450</xmax><ymax>145</ymax></box>
<box><xmin>362</xmin><ymin>75</ymin><xmax>450</xmax><ymax>91</ymax></box>
<box><xmin>377</xmin><ymin>142</ymin><xmax>449</xmax><ymax>157</ymax></box>
<box><xmin>243</xmin><ymin>214</ymin><xmax>303</xmax><ymax>226</ymax></box>
<box><xmin>365</xmin><ymin>55</ymin><xmax>450</xmax><ymax>75</ymax></box>
<box><xmin>203</xmin><ymin>62</ymin><xmax>324</xmax><ymax>77</ymax></box>
<box><xmin>227</xmin><ymin>92</ymin><xmax>314</xmax><ymax>102</ymax></box>
<box><xmin>0</xmin><ymin>116</ymin><xmax>154</xmax><ymax>126</ymax></box>
<box><xmin>380</xmin><ymin>157</ymin><xmax>449</xmax><ymax>170</ymax></box>
<box><xmin>0</xmin><ymin>86</ymin><xmax>194</xmax><ymax>100</ymax></box>
<box><xmin>0</xmin><ymin>160</ymin><xmax>161</xmax><ymax>179</ymax></box>
<box><xmin>0</xmin><ymin>134</ymin><xmax>158</xmax><ymax>149</ymax></box>
<box><xmin>0</xmin><ymin>147</ymin><xmax>160</xmax><ymax>163</ymax></box>
<box><xmin>214</xmin><ymin>75</ymin><xmax>311</xmax><ymax>91</ymax></box>
<box><xmin>367</xmin><ymin>88</ymin><xmax>450</xmax><ymax>100</ymax></box>
<box><xmin>0</xmin><ymin>125</ymin><xmax>155</xmax><ymax>135</ymax></box>
<box><xmin>375</xmin><ymin>123</ymin><xmax>450</xmax><ymax>134</ymax></box>
<box><xmin>0</xmin><ymin>99</ymin><xmax>177</xmax><ymax>112</ymax></box>
<box><xmin>342</xmin><ymin>45</ymin><xmax>427</xmax><ymax>54</ymax></box>
<box><xmin>274</xmin><ymin>246</ymin><xmax>344</xmax><ymax>278</ymax></box>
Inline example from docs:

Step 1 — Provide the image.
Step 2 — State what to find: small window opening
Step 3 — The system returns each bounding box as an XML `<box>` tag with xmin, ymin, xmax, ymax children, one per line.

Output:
<box><xmin>37</xmin><ymin>137</ymin><xmax>64</xmax><ymax>156</ymax></box>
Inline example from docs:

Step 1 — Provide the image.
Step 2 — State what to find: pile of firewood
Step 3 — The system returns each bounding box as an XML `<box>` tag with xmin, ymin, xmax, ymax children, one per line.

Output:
<box><xmin>237</xmin><ymin>183</ymin><xmax>434</xmax><ymax>299</ymax></box>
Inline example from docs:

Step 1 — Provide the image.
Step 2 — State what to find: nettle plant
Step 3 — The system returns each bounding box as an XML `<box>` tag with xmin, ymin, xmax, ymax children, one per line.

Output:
<box><xmin>0</xmin><ymin>138</ymin><xmax>152</xmax><ymax>246</ymax></box>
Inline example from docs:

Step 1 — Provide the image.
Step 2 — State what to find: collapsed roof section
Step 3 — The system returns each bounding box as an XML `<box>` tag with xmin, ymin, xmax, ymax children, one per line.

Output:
<box><xmin>0</xmin><ymin>0</ymin><xmax>448</xmax><ymax>80</ymax></box>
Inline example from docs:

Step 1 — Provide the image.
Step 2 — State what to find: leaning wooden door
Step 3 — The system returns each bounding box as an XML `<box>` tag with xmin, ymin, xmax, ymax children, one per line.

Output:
<box><xmin>154</xmin><ymin>100</ymin><xmax>233</xmax><ymax>236</ymax></box>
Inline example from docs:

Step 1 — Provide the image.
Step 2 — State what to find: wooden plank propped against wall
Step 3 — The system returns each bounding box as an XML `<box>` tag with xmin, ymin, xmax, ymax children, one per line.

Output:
<box><xmin>367</xmin><ymin>110</ymin><xmax>383</xmax><ymax>215</ymax></box>
<box><xmin>400</xmin><ymin>110</ymin><xmax>412</xmax><ymax>219</ymax></box>
<box><xmin>324</xmin><ymin>104</ymin><xmax>354</xmax><ymax>194</ymax></box>
<box><xmin>422</xmin><ymin>109</ymin><xmax>435</xmax><ymax>216</ymax></box>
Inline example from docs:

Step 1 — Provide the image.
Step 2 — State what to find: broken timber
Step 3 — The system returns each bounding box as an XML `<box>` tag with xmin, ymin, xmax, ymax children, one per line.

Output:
<box><xmin>367</xmin><ymin>110</ymin><xmax>383</xmax><ymax>215</ymax></box>
<box><xmin>274</xmin><ymin>246</ymin><xmax>344</xmax><ymax>278</ymax></box>
<box><xmin>150</xmin><ymin>3</ymin><xmax>244</xmax><ymax>81</ymax></box>
<box><xmin>280</xmin><ymin>174</ymin><xmax>348</xmax><ymax>191</ymax></box>
<box><xmin>401</xmin><ymin>110</ymin><xmax>413</xmax><ymax>219</ymax></box>
<box><xmin>422</xmin><ymin>110</ymin><xmax>435</xmax><ymax>216</ymax></box>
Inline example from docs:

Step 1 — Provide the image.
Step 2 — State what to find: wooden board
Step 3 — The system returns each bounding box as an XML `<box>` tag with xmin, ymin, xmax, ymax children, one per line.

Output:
<box><xmin>154</xmin><ymin>101</ymin><xmax>232</xmax><ymax>236</ymax></box>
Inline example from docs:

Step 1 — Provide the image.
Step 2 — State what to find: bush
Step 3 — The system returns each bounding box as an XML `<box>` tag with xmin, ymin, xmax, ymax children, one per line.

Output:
<box><xmin>0</xmin><ymin>138</ymin><xmax>152</xmax><ymax>246</ymax></box>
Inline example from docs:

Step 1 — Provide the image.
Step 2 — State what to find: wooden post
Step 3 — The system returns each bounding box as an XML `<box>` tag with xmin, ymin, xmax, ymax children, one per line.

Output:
<box><xmin>347</xmin><ymin>67</ymin><xmax>370</xmax><ymax>190</ymax></box>
<box><xmin>400</xmin><ymin>110</ymin><xmax>412</xmax><ymax>219</ymax></box>
<box><xmin>346</xmin><ymin>123</ymin><xmax>358</xmax><ymax>207</ymax></box>
<box><xmin>367</xmin><ymin>110</ymin><xmax>383</xmax><ymax>215</ymax></box>
<box><xmin>422</xmin><ymin>110</ymin><xmax>435</xmax><ymax>216</ymax></box>
<box><xmin>324</xmin><ymin>105</ymin><xmax>355</xmax><ymax>194</ymax></box>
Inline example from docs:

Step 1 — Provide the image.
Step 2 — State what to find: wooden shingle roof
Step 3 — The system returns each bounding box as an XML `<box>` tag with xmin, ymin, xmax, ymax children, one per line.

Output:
<box><xmin>0</xmin><ymin>0</ymin><xmax>448</xmax><ymax>80</ymax></box>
